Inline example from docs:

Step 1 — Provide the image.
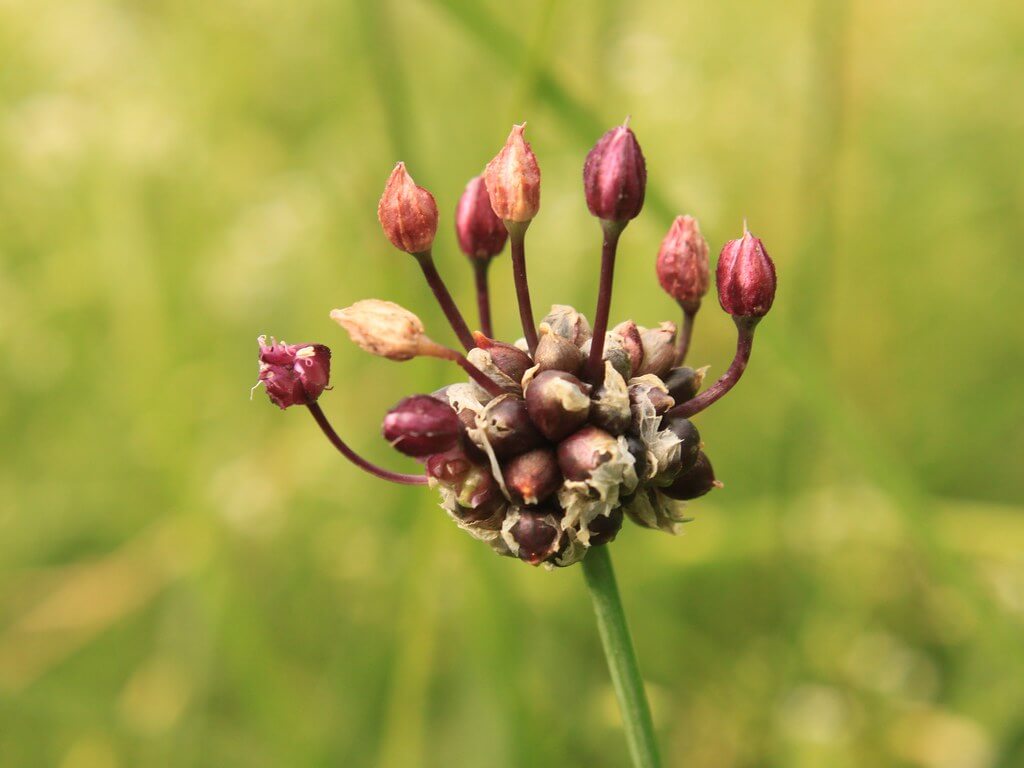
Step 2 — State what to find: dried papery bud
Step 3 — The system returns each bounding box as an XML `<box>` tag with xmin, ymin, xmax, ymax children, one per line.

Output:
<box><xmin>331</xmin><ymin>300</ymin><xmax>434</xmax><ymax>361</ymax></box>
<box><xmin>534</xmin><ymin>325</ymin><xmax>585</xmax><ymax>374</ymax></box>
<box><xmin>590</xmin><ymin>362</ymin><xmax>631</xmax><ymax>435</ymax></box>
<box><xmin>580</xmin><ymin>334</ymin><xmax>632</xmax><ymax>380</ymax></box>
<box><xmin>484</xmin><ymin>124</ymin><xmax>541</xmax><ymax>223</ymax></box>
<box><xmin>377</xmin><ymin>162</ymin><xmax>439</xmax><ymax>254</ymax></box>
<box><xmin>661</xmin><ymin>451</ymin><xmax>720</xmax><ymax>500</ymax></box>
<box><xmin>611</xmin><ymin>320</ymin><xmax>644</xmax><ymax>375</ymax></box>
<box><xmin>382</xmin><ymin>395</ymin><xmax>460</xmax><ymax>457</ymax></box>
<box><xmin>472</xmin><ymin>332</ymin><xmax>533</xmax><ymax>384</ymax></box>
<box><xmin>588</xmin><ymin>507</ymin><xmax>624</xmax><ymax>546</ymax></box>
<box><xmin>663</xmin><ymin>366</ymin><xmax>707</xmax><ymax>404</ymax></box>
<box><xmin>503</xmin><ymin>448</ymin><xmax>561</xmax><ymax>505</ymax></box>
<box><xmin>636</xmin><ymin>322</ymin><xmax>677</xmax><ymax>377</ymax></box>
<box><xmin>631</xmin><ymin>382</ymin><xmax>673</xmax><ymax>416</ymax></box>
<box><xmin>660</xmin><ymin>412</ymin><xmax>702</xmax><ymax>476</ymax></box>
<box><xmin>456</xmin><ymin>175</ymin><xmax>508</xmax><ymax>259</ymax></box>
<box><xmin>256</xmin><ymin>337</ymin><xmax>331</xmax><ymax>409</ymax></box>
<box><xmin>583</xmin><ymin>121</ymin><xmax>647</xmax><ymax>223</ymax></box>
<box><xmin>474</xmin><ymin>395</ymin><xmax>544</xmax><ymax>458</ymax></box>
<box><xmin>541</xmin><ymin>305</ymin><xmax>591</xmax><ymax>347</ymax></box>
<box><xmin>556</xmin><ymin>425</ymin><xmax>619</xmax><ymax>482</ymax></box>
<box><xmin>525</xmin><ymin>370</ymin><xmax>592</xmax><ymax>441</ymax></box>
<box><xmin>508</xmin><ymin>508</ymin><xmax>562</xmax><ymax>565</ymax></box>
<box><xmin>625</xmin><ymin>435</ymin><xmax>649</xmax><ymax>482</ymax></box>
<box><xmin>717</xmin><ymin>229</ymin><xmax>777</xmax><ymax>319</ymax></box>
<box><xmin>656</xmin><ymin>215</ymin><xmax>710</xmax><ymax>311</ymax></box>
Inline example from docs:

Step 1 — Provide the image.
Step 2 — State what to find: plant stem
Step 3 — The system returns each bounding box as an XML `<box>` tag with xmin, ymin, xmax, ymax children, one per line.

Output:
<box><xmin>473</xmin><ymin>259</ymin><xmax>493</xmax><ymax>338</ymax></box>
<box><xmin>306</xmin><ymin>402</ymin><xmax>428</xmax><ymax>485</ymax></box>
<box><xmin>581</xmin><ymin>545</ymin><xmax>661</xmax><ymax>768</ymax></box>
<box><xmin>670</xmin><ymin>317</ymin><xmax>757</xmax><ymax>419</ymax></box>
<box><xmin>674</xmin><ymin>304</ymin><xmax>697</xmax><ymax>366</ymax></box>
<box><xmin>587</xmin><ymin>220</ymin><xmax>624</xmax><ymax>381</ymax></box>
<box><xmin>415</xmin><ymin>251</ymin><xmax>476</xmax><ymax>351</ymax></box>
<box><xmin>506</xmin><ymin>222</ymin><xmax>539</xmax><ymax>354</ymax></box>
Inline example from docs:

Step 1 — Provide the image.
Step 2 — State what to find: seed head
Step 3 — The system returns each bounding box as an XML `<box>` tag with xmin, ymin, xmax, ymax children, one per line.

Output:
<box><xmin>656</xmin><ymin>215</ymin><xmax>710</xmax><ymax>311</ymax></box>
<box><xmin>377</xmin><ymin>162</ymin><xmax>439</xmax><ymax>254</ymax></box>
<box><xmin>583</xmin><ymin>121</ymin><xmax>647</xmax><ymax>223</ymax></box>
<box><xmin>716</xmin><ymin>229</ymin><xmax>777</xmax><ymax>319</ymax></box>
<box><xmin>456</xmin><ymin>175</ymin><xmax>508</xmax><ymax>259</ymax></box>
<box><xmin>484</xmin><ymin>124</ymin><xmax>541</xmax><ymax>223</ymax></box>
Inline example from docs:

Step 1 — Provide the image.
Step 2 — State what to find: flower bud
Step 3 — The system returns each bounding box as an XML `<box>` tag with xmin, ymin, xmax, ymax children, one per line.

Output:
<box><xmin>534</xmin><ymin>324</ymin><xmax>584</xmax><ymax>374</ymax></box>
<box><xmin>663</xmin><ymin>365</ymin><xmax>707</xmax><ymax>404</ymax></box>
<box><xmin>472</xmin><ymin>332</ymin><xmax>533</xmax><ymax>383</ymax></box>
<box><xmin>587</xmin><ymin>507</ymin><xmax>624</xmax><ymax>547</ymax></box>
<box><xmin>661</xmin><ymin>451</ymin><xmax>721</xmax><ymax>500</ymax></box>
<box><xmin>475</xmin><ymin>395</ymin><xmax>544</xmax><ymax>458</ymax></box>
<box><xmin>484</xmin><ymin>123</ymin><xmax>541</xmax><ymax>223</ymax></box>
<box><xmin>635</xmin><ymin>321</ymin><xmax>677</xmax><ymax>378</ymax></box>
<box><xmin>456</xmin><ymin>175</ymin><xmax>508</xmax><ymax>259</ymax></box>
<box><xmin>525</xmin><ymin>370</ymin><xmax>592</xmax><ymax>441</ymax></box>
<box><xmin>503</xmin><ymin>448</ymin><xmax>561</xmax><ymax>505</ymax></box>
<box><xmin>256</xmin><ymin>337</ymin><xmax>331</xmax><ymax>409</ymax></box>
<box><xmin>382</xmin><ymin>395</ymin><xmax>460</xmax><ymax>457</ymax></box>
<box><xmin>660</xmin><ymin>412</ymin><xmax>701</xmax><ymax>476</ymax></box>
<box><xmin>583</xmin><ymin>122</ymin><xmax>647</xmax><ymax>222</ymax></box>
<box><xmin>717</xmin><ymin>229</ymin><xmax>777</xmax><ymax>319</ymax></box>
<box><xmin>377</xmin><ymin>162</ymin><xmax>439</xmax><ymax>254</ymax></box>
<box><xmin>331</xmin><ymin>300</ymin><xmax>432</xmax><ymax>361</ymax></box>
<box><xmin>656</xmin><ymin>215</ymin><xmax>710</xmax><ymax>311</ymax></box>
<box><xmin>556</xmin><ymin>425</ymin><xmax>619</xmax><ymax>482</ymax></box>
<box><xmin>508</xmin><ymin>508</ymin><xmax>562</xmax><ymax>565</ymax></box>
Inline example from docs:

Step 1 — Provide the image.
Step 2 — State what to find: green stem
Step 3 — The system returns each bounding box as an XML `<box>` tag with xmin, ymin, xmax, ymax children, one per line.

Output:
<box><xmin>581</xmin><ymin>545</ymin><xmax>661</xmax><ymax>768</ymax></box>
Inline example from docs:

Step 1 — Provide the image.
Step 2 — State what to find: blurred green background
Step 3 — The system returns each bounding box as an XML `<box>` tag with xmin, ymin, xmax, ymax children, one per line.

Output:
<box><xmin>2</xmin><ymin>0</ymin><xmax>1023</xmax><ymax>765</ymax></box>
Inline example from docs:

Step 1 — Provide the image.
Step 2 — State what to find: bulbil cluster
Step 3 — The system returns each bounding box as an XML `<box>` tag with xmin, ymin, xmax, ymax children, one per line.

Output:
<box><xmin>254</xmin><ymin>121</ymin><xmax>777</xmax><ymax>568</ymax></box>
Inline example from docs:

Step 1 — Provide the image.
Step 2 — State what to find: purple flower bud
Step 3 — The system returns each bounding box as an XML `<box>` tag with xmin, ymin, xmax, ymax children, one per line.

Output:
<box><xmin>611</xmin><ymin>320</ymin><xmax>644</xmax><ymax>376</ymax></box>
<box><xmin>382</xmin><ymin>395</ymin><xmax>460</xmax><ymax>457</ymax></box>
<box><xmin>509</xmin><ymin>508</ymin><xmax>562</xmax><ymax>565</ymax></box>
<box><xmin>583</xmin><ymin>122</ymin><xmax>647</xmax><ymax>223</ymax></box>
<box><xmin>472</xmin><ymin>332</ymin><xmax>534</xmax><ymax>384</ymax></box>
<box><xmin>378</xmin><ymin>162</ymin><xmax>439</xmax><ymax>254</ymax></box>
<box><xmin>503</xmin><ymin>448</ymin><xmax>561</xmax><ymax>505</ymax></box>
<box><xmin>257</xmin><ymin>337</ymin><xmax>331</xmax><ymax>409</ymax></box>
<box><xmin>656</xmin><ymin>215</ymin><xmax>710</xmax><ymax>311</ymax></box>
<box><xmin>456</xmin><ymin>175</ymin><xmax>508</xmax><ymax>259</ymax></box>
<box><xmin>556</xmin><ymin>425</ymin><xmax>618</xmax><ymax>482</ymax></box>
<box><xmin>717</xmin><ymin>230</ymin><xmax>777</xmax><ymax>319</ymax></box>
<box><xmin>661</xmin><ymin>451</ymin><xmax>721</xmax><ymax>500</ymax></box>
<box><xmin>477</xmin><ymin>395</ymin><xmax>544</xmax><ymax>458</ymax></box>
<box><xmin>485</xmin><ymin>124</ymin><xmax>541</xmax><ymax>223</ymax></box>
<box><xmin>534</xmin><ymin>327</ymin><xmax>585</xmax><ymax>374</ymax></box>
<box><xmin>525</xmin><ymin>370</ymin><xmax>592</xmax><ymax>441</ymax></box>
<box><xmin>663</xmin><ymin>366</ymin><xmax>706</xmax><ymax>404</ymax></box>
<box><xmin>635</xmin><ymin>322</ymin><xmax>677</xmax><ymax>378</ymax></box>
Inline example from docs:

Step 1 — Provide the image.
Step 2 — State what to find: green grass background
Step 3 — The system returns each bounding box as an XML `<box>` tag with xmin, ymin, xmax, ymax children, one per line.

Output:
<box><xmin>2</xmin><ymin>0</ymin><xmax>1023</xmax><ymax>765</ymax></box>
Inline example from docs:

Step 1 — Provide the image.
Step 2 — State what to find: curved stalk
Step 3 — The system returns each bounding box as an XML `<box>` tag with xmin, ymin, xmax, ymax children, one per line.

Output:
<box><xmin>670</xmin><ymin>317</ymin><xmax>757</xmax><ymax>418</ymax></box>
<box><xmin>307</xmin><ymin>402</ymin><xmax>428</xmax><ymax>485</ymax></box>
<box><xmin>582</xmin><ymin>545</ymin><xmax>662</xmax><ymax>768</ymax></box>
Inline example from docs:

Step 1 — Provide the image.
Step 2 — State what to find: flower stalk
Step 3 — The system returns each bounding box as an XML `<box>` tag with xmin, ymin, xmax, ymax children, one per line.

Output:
<box><xmin>587</xmin><ymin>219</ymin><xmax>624</xmax><ymax>380</ymax></box>
<box><xmin>507</xmin><ymin>222</ymin><xmax>539</xmax><ymax>353</ymax></box>
<box><xmin>414</xmin><ymin>251</ymin><xmax>476</xmax><ymax>351</ymax></box>
<box><xmin>582</xmin><ymin>545</ymin><xmax>662</xmax><ymax>768</ymax></box>
<box><xmin>670</xmin><ymin>317</ymin><xmax>757</xmax><ymax>418</ymax></box>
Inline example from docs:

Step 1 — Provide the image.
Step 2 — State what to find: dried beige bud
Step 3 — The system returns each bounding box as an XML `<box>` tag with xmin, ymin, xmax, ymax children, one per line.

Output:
<box><xmin>330</xmin><ymin>299</ymin><xmax>435</xmax><ymax>361</ymax></box>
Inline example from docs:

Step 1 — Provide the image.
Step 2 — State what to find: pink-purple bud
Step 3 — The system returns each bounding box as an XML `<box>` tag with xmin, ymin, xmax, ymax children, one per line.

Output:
<box><xmin>656</xmin><ymin>215</ymin><xmax>710</xmax><ymax>310</ymax></box>
<box><xmin>257</xmin><ymin>337</ymin><xmax>331</xmax><ymax>409</ymax></box>
<box><xmin>556</xmin><ymin>425</ymin><xmax>618</xmax><ymax>482</ymax></box>
<box><xmin>716</xmin><ymin>230</ymin><xmax>777</xmax><ymax>319</ymax></box>
<box><xmin>484</xmin><ymin>124</ymin><xmax>541</xmax><ymax>223</ymax></box>
<box><xmin>456</xmin><ymin>175</ymin><xmax>508</xmax><ymax>259</ymax></box>
<box><xmin>382</xmin><ymin>395</ymin><xmax>461</xmax><ymax>457</ymax></box>
<box><xmin>378</xmin><ymin>162</ymin><xmax>439</xmax><ymax>254</ymax></box>
<box><xmin>583</xmin><ymin>122</ymin><xmax>647</xmax><ymax>223</ymax></box>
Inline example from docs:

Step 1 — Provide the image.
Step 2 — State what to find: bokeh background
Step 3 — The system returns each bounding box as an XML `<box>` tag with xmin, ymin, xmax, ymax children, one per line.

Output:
<box><xmin>2</xmin><ymin>0</ymin><xmax>1023</xmax><ymax>765</ymax></box>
